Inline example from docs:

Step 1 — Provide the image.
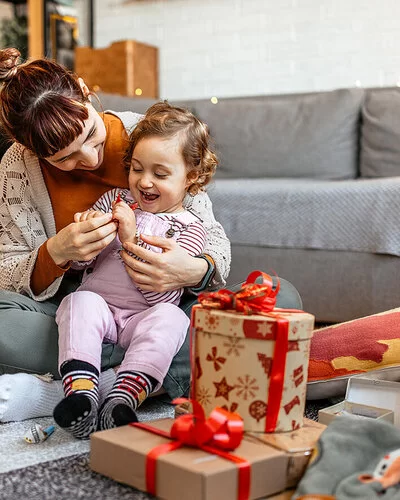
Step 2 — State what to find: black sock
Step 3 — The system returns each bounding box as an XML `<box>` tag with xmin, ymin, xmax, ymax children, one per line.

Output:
<box><xmin>99</xmin><ymin>371</ymin><xmax>156</xmax><ymax>430</ymax></box>
<box><xmin>53</xmin><ymin>360</ymin><xmax>99</xmax><ymax>440</ymax></box>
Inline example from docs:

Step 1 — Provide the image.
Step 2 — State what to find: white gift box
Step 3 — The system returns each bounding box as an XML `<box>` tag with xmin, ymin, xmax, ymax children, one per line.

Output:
<box><xmin>318</xmin><ymin>376</ymin><xmax>397</xmax><ymax>426</ymax></box>
<box><xmin>191</xmin><ymin>305</ymin><xmax>315</xmax><ymax>433</ymax></box>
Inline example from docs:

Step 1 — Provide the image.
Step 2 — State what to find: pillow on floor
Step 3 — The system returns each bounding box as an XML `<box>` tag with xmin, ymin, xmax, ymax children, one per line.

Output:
<box><xmin>307</xmin><ymin>307</ymin><xmax>400</xmax><ymax>400</ymax></box>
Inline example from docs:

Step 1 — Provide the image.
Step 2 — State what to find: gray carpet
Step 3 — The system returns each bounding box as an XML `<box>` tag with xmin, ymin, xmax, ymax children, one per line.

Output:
<box><xmin>0</xmin><ymin>400</ymin><xmax>334</xmax><ymax>500</ymax></box>
<box><xmin>0</xmin><ymin>397</ymin><xmax>175</xmax><ymax>474</ymax></box>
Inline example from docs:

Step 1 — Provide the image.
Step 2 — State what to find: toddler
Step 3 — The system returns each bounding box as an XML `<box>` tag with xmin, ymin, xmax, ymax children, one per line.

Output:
<box><xmin>53</xmin><ymin>102</ymin><xmax>218</xmax><ymax>439</ymax></box>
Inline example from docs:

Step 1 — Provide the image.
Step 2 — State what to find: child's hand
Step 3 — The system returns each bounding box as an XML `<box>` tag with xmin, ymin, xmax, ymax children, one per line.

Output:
<box><xmin>74</xmin><ymin>210</ymin><xmax>104</xmax><ymax>223</ymax></box>
<box><xmin>112</xmin><ymin>199</ymin><xmax>137</xmax><ymax>244</ymax></box>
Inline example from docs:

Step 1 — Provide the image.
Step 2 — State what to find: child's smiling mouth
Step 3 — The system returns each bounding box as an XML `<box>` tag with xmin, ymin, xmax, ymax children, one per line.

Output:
<box><xmin>140</xmin><ymin>190</ymin><xmax>159</xmax><ymax>202</ymax></box>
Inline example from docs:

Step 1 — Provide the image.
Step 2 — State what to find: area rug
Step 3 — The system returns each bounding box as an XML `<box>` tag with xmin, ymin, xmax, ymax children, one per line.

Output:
<box><xmin>0</xmin><ymin>453</ymin><xmax>152</xmax><ymax>500</ymax></box>
<box><xmin>0</xmin><ymin>397</ymin><xmax>175</xmax><ymax>474</ymax></box>
<box><xmin>0</xmin><ymin>400</ymin><xmax>332</xmax><ymax>500</ymax></box>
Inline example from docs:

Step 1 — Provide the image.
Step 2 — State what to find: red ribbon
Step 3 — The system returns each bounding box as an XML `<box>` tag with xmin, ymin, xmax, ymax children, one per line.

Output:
<box><xmin>198</xmin><ymin>270</ymin><xmax>280</xmax><ymax>315</ymax></box>
<box><xmin>131</xmin><ymin>398</ymin><xmax>251</xmax><ymax>500</ymax></box>
<box><xmin>195</xmin><ymin>270</ymin><xmax>299</xmax><ymax>433</ymax></box>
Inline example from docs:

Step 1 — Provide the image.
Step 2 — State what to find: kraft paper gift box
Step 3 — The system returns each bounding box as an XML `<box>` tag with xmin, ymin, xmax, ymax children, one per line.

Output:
<box><xmin>191</xmin><ymin>305</ymin><xmax>315</xmax><ymax>433</ymax></box>
<box><xmin>247</xmin><ymin>417</ymin><xmax>326</xmax><ymax>488</ymax></box>
<box><xmin>90</xmin><ymin>418</ymin><xmax>290</xmax><ymax>500</ymax></box>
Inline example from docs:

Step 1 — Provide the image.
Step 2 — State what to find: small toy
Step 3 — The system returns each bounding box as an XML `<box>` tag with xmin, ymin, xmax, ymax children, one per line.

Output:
<box><xmin>359</xmin><ymin>448</ymin><xmax>400</xmax><ymax>489</ymax></box>
<box><xmin>24</xmin><ymin>423</ymin><xmax>55</xmax><ymax>444</ymax></box>
<box><xmin>114</xmin><ymin>192</ymin><xmax>138</xmax><ymax>210</ymax></box>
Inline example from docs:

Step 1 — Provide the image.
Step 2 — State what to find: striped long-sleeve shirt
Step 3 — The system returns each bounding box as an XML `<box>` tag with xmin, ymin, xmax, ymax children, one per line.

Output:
<box><xmin>84</xmin><ymin>188</ymin><xmax>207</xmax><ymax>306</ymax></box>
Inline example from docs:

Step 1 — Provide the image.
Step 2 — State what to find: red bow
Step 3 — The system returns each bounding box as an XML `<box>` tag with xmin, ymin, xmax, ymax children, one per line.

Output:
<box><xmin>132</xmin><ymin>398</ymin><xmax>251</xmax><ymax>499</ymax></box>
<box><xmin>170</xmin><ymin>397</ymin><xmax>244</xmax><ymax>450</ymax></box>
<box><xmin>198</xmin><ymin>270</ymin><xmax>279</xmax><ymax>314</ymax></box>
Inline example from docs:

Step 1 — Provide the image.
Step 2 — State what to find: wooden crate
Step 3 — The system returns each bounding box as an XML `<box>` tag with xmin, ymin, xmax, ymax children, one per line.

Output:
<box><xmin>74</xmin><ymin>40</ymin><xmax>158</xmax><ymax>98</ymax></box>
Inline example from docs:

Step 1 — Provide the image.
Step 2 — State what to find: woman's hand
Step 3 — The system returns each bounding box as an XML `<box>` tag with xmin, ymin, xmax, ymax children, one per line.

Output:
<box><xmin>120</xmin><ymin>234</ymin><xmax>208</xmax><ymax>292</ymax></box>
<box><xmin>74</xmin><ymin>209</ymin><xmax>104</xmax><ymax>222</ymax></box>
<box><xmin>112</xmin><ymin>200</ymin><xmax>137</xmax><ymax>244</ymax></box>
<box><xmin>47</xmin><ymin>213</ymin><xmax>118</xmax><ymax>266</ymax></box>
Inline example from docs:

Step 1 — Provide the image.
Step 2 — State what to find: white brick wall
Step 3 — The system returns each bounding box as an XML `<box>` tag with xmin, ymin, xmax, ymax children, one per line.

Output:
<box><xmin>94</xmin><ymin>0</ymin><xmax>400</xmax><ymax>99</ymax></box>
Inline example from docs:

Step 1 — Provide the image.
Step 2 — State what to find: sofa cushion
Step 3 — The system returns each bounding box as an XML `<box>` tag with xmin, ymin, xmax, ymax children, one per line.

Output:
<box><xmin>193</xmin><ymin>88</ymin><xmax>364</xmax><ymax>180</ymax></box>
<box><xmin>360</xmin><ymin>88</ymin><xmax>400</xmax><ymax>177</ymax></box>
<box><xmin>307</xmin><ymin>308</ymin><xmax>400</xmax><ymax>400</ymax></box>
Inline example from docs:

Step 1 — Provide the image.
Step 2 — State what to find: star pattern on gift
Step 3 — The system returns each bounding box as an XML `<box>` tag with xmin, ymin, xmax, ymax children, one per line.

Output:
<box><xmin>223</xmin><ymin>334</ymin><xmax>245</xmax><ymax>356</ymax></box>
<box><xmin>205</xmin><ymin>314</ymin><xmax>220</xmax><ymax>331</ymax></box>
<box><xmin>235</xmin><ymin>374</ymin><xmax>259</xmax><ymax>401</ymax></box>
<box><xmin>256</xmin><ymin>321</ymin><xmax>274</xmax><ymax>338</ymax></box>
<box><xmin>206</xmin><ymin>346</ymin><xmax>226</xmax><ymax>371</ymax></box>
<box><xmin>214</xmin><ymin>376</ymin><xmax>235</xmax><ymax>401</ymax></box>
<box><xmin>196</xmin><ymin>386</ymin><xmax>212</xmax><ymax>407</ymax></box>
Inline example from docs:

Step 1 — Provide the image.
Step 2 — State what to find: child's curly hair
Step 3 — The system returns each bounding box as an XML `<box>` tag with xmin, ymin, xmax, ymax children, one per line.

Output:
<box><xmin>124</xmin><ymin>101</ymin><xmax>218</xmax><ymax>195</ymax></box>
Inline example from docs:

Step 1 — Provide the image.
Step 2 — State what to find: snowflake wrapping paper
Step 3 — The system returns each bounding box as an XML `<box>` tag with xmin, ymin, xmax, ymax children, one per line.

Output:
<box><xmin>191</xmin><ymin>305</ymin><xmax>315</xmax><ymax>433</ymax></box>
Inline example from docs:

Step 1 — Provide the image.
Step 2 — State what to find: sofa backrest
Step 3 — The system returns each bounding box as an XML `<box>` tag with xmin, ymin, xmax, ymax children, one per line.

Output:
<box><xmin>360</xmin><ymin>87</ymin><xmax>400</xmax><ymax>178</ymax></box>
<box><xmin>98</xmin><ymin>88</ymin><xmax>365</xmax><ymax>180</ymax></box>
<box><xmin>191</xmin><ymin>88</ymin><xmax>364</xmax><ymax>180</ymax></box>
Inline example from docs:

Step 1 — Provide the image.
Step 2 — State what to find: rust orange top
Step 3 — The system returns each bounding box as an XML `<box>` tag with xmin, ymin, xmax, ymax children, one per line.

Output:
<box><xmin>31</xmin><ymin>113</ymin><xmax>129</xmax><ymax>295</ymax></box>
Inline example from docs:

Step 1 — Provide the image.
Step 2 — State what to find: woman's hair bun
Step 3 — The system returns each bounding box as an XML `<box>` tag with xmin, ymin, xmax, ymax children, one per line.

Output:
<box><xmin>0</xmin><ymin>48</ymin><xmax>21</xmax><ymax>82</ymax></box>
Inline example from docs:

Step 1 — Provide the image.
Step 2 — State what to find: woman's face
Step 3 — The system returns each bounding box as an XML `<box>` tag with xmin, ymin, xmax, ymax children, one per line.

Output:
<box><xmin>44</xmin><ymin>104</ymin><xmax>106</xmax><ymax>171</ymax></box>
<box><xmin>129</xmin><ymin>134</ymin><xmax>191</xmax><ymax>214</ymax></box>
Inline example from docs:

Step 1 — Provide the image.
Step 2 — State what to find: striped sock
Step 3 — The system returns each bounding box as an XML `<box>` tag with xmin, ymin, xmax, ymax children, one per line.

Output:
<box><xmin>99</xmin><ymin>371</ymin><xmax>155</xmax><ymax>430</ymax></box>
<box><xmin>53</xmin><ymin>360</ymin><xmax>99</xmax><ymax>440</ymax></box>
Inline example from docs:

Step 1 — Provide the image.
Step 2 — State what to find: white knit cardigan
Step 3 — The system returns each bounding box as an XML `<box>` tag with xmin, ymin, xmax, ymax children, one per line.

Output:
<box><xmin>0</xmin><ymin>111</ymin><xmax>230</xmax><ymax>301</ymax></box>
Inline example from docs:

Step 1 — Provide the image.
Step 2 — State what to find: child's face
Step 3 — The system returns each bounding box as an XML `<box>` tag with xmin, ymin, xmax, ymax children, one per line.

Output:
<box><xmin>128</xmin><ymin>134</ymin><xmax>191</xmax><ymax>214</ymax></box>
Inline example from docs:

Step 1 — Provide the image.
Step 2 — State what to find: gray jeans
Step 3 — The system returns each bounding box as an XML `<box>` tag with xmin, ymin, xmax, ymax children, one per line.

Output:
<box><xmin>0</xmin><ymin>274</ymin><xmax>302</xmax><ymax>400</ymax></box>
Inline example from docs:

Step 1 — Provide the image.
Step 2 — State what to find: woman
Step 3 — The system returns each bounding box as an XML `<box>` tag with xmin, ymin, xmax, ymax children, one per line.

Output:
<box><xmin>0</xmin><ymin>48</ymin><xmax>302</xmax><ymax>423</ymax></box>
<box><xmin>0</xmin><ymin>47</ymin><xmax>229</xmax><ymax>412</ymax></box>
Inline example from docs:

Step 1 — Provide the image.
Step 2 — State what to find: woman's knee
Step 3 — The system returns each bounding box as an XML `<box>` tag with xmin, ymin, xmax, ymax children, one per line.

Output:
<box><xmin>0</xmin><ymin>290</ymin><xmax>35</xmax><ymax>309</ymax></box>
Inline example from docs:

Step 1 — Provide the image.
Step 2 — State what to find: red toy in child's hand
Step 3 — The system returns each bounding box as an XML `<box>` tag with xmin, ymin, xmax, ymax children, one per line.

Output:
<box><xmin>113</xmin><ymin>194</ymin><xmax>138</xmax><ymax>223</ymax></box>
<box><xmin>115</xmin><ymin>193</ymin><xmax>138</xmax><ymax>210</ymax></box>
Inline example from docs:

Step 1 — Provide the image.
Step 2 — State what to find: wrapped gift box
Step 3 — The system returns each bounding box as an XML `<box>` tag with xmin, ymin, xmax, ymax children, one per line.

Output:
<box><xmin>247</xmin><ymin>417</ymin><xmax>326</xmax><ymax>487</ymax></box>
<box><xmin>191</xmin><ymin>305</ymin><xmax>315</xmax><ymax>432</ymax></box>
<box><xmin>318</xmin><ymin>376</ymin><xmax>397</xmax><ymax>426</ymax></box>
<box><xmin>90</xmin><ymin>418</ymin><xmax>289</xmax><ymax>500</ymax></box>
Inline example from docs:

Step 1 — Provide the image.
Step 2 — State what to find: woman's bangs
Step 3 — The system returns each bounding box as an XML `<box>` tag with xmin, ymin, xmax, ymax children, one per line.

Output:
<box><xmin>28</xmin><ymin>100</ymin><xmax>89</xmax><ymax>158</ymax></box>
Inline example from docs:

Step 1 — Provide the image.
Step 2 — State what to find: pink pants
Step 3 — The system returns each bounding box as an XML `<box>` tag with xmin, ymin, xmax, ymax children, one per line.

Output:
<box><xmin>56</xmin><ymin>290</ymin><xmax>189</xmax><ymax>390</ymax></box>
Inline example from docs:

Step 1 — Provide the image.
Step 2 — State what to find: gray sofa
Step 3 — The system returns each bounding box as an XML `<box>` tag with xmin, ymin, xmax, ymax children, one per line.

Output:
<box><xmin>98</xmin><ymin>87</ymin><xmax>400</xmax><ymax>323</ymax></box>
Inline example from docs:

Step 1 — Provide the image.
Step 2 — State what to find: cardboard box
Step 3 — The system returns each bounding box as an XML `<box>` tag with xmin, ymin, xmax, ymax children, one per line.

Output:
<box><xmin>90</xmin><ymin>418</ymin><xmax>289</xmax><ymax>500</ymax></box>
<box><xmin>191</xmin><ymin>305</ymin><xmax>315</xmax><ymax>432</ymax></box>
<box><xmin>247</xmin><ymin>418</ymin><xmax>326</xmax><ymax>488</ymax></box>
<box><xmin>75</xmin><ymin>40</ymin><xmax>158</xmax><ymax>97</ymax></box>
<box><xmin>269</xmin><ymin>491</ymin><xmax>295</xmax><ymax>499</ymax></box>
<box><xmin>318</xmin><ymin>376</ymin><xmax>396</xmax><ymax>426</ymax></box>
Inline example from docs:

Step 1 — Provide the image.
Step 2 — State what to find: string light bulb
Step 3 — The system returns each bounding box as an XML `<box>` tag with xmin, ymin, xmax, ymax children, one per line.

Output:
<box><xmin>211</xmin><ymin>96</ymin><xmax>218</xmax><ymax>104</ymax></box>
<box><xmin>135</xmin><ymin>88</ymin><xmax>143</xmax><ymax>96</ymax></box>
